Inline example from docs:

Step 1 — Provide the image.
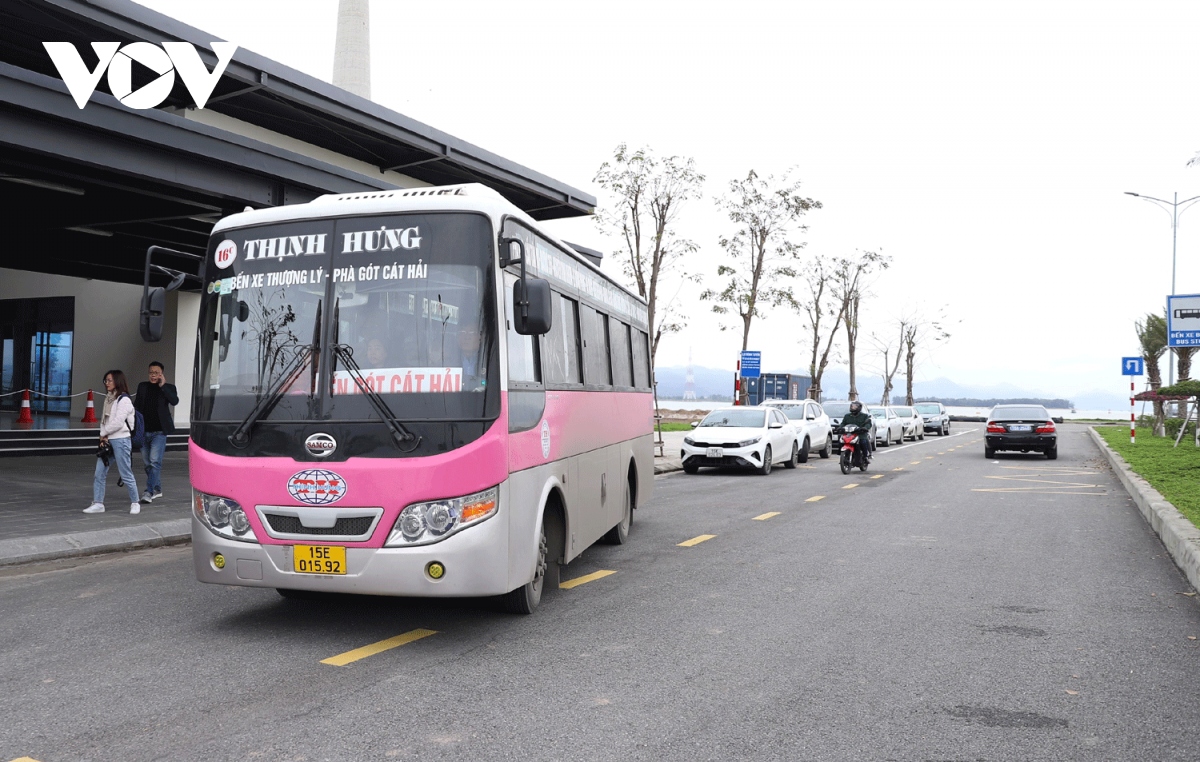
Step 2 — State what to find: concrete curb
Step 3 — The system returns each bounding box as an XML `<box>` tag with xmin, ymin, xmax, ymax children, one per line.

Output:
<box><xmin>654</xmin><ymin>459</ymin><xmax>683</xmax><ymax>475</ymax></box>
<box><xmin>1088</xmin><ymin>426</ymin><xmax>1200</xmax><ymax>593</ymax></box>
<box><xmin>0</xmin><ymin>518</ymin><xmax>191</xmax><ymax>567</ymax></box>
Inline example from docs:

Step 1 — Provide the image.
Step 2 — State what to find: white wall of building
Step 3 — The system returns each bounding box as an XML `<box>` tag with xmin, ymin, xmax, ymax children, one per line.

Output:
<box><xmin>0</xmin><ymin>267</ymin><xmax>189</xmax><ymax>426</ymax></box>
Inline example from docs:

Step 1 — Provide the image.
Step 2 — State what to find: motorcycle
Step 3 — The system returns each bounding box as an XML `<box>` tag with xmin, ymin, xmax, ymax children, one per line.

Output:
<box><xmin>839</xmin><ymin>424</ymin><xmax>870</xmax><ymax>474</ymax></box>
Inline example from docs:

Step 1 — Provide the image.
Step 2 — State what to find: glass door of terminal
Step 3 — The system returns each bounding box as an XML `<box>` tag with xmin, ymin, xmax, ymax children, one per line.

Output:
<box><xmin>0</xmin><ymin>297</ymin><xmax>74</xmax><ymax>414</ymax></box>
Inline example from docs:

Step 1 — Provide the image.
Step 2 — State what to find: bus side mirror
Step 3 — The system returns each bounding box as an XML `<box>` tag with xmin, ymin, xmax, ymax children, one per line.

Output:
<box><xmin>140</xmin><ymin>287</ymin><xmax>166</xmax><ymax>342</ymax></box>
<box><xmin>513</xmin><ymin>277</ymin><xmax>552</xmax><ymax>335</ymax></box>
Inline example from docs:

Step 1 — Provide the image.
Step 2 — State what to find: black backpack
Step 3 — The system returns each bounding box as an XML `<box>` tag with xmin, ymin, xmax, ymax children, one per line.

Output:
<box><xmin>120</xmin><ymin>394</ymin><xmax>146</xmax><ymax>449</ymax></box>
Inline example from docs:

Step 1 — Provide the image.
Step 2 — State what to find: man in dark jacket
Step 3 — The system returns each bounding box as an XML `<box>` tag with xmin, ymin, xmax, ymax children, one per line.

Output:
<box><xmin>135</xmin><ymin>361</ymin><xmax>179</xmax><ymax>503</ymax></box>
<box><xmin>840</xmin><ymin>400</ymin><xmax>874</xmax><ymax>461</ymax></box>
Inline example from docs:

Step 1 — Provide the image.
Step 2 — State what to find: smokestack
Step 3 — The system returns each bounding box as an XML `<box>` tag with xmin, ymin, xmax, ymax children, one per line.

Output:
<box><xmin>333</xmin><ymin>0</ymin><xmax>371</xmax><ymax>99</ymax></box>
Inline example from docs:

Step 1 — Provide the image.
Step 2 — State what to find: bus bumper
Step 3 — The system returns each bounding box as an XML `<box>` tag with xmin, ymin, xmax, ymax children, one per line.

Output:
<box><xmin>191</xmin><ymin>512</ymin><xmax>512</xmax><ymax>597</ymax></box>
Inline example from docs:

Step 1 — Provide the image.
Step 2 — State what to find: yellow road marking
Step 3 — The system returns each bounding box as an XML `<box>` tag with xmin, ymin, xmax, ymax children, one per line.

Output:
<box><xmin>925</xmin><ymin>456</ymin><xmax>934</xmax><ymax>459</ymax></box>
<box><xmin>10</xmin><ymin>758</ymin><xmax>42</xmax><ymax>762</ymax></box>
<box><xmin>752</xmin><ymin>511</ymin><xmax>781</xmax><ymax>520</ymax></box>
<box><xmin>870</xmin><ymin>474</ymin><xmax>883</xmax><ymax>479</ymax></box>
<box><xmin>805</xmin><ymin>495</ymin><xmax>825</xmax><ymax>502</ymax></box>
<box><xmin>910</xmin><ymin>461</ymin><xmax>922</xmax><ymax>465</ymax></box>
<box><xmin>937</xmin><ymin>452</ymin><xmax>945</xmax><ymax>455</ymax></box>
<box><xmin>892</xmin><ymin>467</ymin><xmax>904</xmax><ymax>471</ymax></box>
<box><xmin>842</xmin><ymin>483</ymin><xmax>858</xmax><ymax>489</ymax></box>
<box><xmin>560</xmin><ymin>569</ymin><xmax>617</xmax><ymax>589</ymax></box>
<box><xmin>321</xmin><ymin>628</ymin><xmax>437</xmax><ymax>666</ymax></box>
<box><xmin>678</xmin><ymin>534</ymin><xmax>716</xmax><ymax>547</ymax></box>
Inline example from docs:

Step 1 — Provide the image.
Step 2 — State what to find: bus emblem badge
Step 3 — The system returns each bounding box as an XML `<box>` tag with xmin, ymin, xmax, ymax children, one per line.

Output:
<box><xmin>214</xmin><ymin>239</ymin><xmax>237</xmax><ymax>269</ymax></box>
<box><xmin>288</xmin><ymin>469</ymin><xmax>347</xmax><ymax>505</ymax></box>
<box><xmin>304</xmin><ymin>433</ymin><xmax>337</xmax><ymax>457</ymax></box>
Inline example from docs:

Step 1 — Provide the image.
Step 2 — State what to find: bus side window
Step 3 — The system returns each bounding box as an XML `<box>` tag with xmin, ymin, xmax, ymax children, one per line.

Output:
<box><xmin>609</xmin><ymin>317</ymin><xmax>633</xmax><ymax>387</ymax></box>
<box><xmin>542</xmin><ymin>292</ymin><xmax>582</xmax><ymax>386</ymax></box>
<box><xmin>580</xmin><ymin>305</ymin><xmax>611</xmax><ymax>386</ymax></box>
<box><xmin>632</xmin><ymin>329</ymin><xmax>650</xmax><ymax>389</ymax></box>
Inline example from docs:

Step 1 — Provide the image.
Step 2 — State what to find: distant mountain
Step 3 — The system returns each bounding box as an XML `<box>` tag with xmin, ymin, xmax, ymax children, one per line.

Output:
<box><xmin>653</xmin><ymin>364</ymin><xmax>1129</xmax><ymax>410</ymax></box>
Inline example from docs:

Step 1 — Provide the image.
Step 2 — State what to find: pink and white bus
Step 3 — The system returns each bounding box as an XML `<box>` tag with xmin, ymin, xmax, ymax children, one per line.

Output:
<box><xmin>149</xmin><ymin>184</ymin><xmax>654</xmax><ymax>613</ymax></box>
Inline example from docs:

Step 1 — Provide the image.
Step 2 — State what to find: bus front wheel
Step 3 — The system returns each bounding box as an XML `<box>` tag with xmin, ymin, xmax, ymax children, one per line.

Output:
<box><xmin>500</xmin><ymin>510</ymin><xmax>560</xmax><ymax>615</ymax></box>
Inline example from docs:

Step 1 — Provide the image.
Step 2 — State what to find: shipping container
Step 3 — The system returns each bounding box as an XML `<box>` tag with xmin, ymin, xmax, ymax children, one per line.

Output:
<box><xmin>743</xmin><ymin>373</ymin><xmax>812</xmax><ymax>405</ymax></box>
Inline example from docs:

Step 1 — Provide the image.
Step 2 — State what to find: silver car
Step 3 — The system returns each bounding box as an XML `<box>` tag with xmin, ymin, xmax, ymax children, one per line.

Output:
<box><xmin>870</xmin><ymin>406</ymin><xmax>905</xmax><ymax>446</ymax></box>
<box><xmin>891</xmin><ymin>405</ymin><xmax>925</xmax><ymax>441</ymax></box>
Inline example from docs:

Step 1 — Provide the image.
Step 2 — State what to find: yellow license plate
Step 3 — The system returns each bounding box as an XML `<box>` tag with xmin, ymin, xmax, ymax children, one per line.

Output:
<box><xmin>292</xmin><ymin>545</ymin><xmax>347</xmax><ymax>575</ymax></box>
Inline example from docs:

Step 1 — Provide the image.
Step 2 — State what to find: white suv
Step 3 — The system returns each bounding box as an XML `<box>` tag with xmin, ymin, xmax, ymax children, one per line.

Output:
<box><xmin>762</xmin><ymin>399</ymin><xmax>833</xmax><ymax>461</ymax></box>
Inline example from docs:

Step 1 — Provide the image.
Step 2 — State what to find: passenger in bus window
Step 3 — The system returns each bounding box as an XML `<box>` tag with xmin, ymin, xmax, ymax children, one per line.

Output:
<box><xmin>366</xmin><ymin>338</ymin><xmax>389</xmax><ymax>367</ymax></box>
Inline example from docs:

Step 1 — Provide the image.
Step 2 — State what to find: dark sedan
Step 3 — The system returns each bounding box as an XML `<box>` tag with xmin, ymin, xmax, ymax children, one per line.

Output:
<box><xmin>985</xmin><ymin>405</ymin><xmax>1058</xmax><ymax>459</ymax></box>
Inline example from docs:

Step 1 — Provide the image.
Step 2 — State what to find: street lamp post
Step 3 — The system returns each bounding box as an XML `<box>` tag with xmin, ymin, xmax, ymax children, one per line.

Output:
<box><xmin>1124</xmin><ymin>190</ymin><xmax>1200</xmax><ymax>388</ymax></box>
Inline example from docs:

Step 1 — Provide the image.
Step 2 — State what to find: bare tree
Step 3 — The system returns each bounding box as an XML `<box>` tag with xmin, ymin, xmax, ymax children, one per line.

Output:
<box><xmin>703</xmin><ymin>169</ymin><xmax>820</xmax><ymax>353</ymax></box>
<box><xmin>900</xmin><ymin>313</ymin><xmax>952</xmax><ymax>404</ymax></box>
<box><xmin>797</xmin><ymin>258</ymin><xmax>843</xmax><ymax>400</ymax></box>
<box><xmin>594</xmin><ymin>144</ymin><xmax>704</xmax><ymax>368</ymax></box>
<box><xmin>830</xmin><ymin>250</ymin><xmax>889</xmax><ymax>401</ymax></box>
<box><xmin>873</xmin><ymin>319</ymin><xmax>908</xmax><ymax>405</ymax></box>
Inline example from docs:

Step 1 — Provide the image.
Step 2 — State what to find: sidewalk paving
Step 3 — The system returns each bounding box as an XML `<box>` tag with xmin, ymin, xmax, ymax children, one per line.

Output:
<box><xmin>653</xmin><ymin>429</ymin><xmax>685</xmax><ymax>474</ymax></box>
<box><xmin>0</xmin><ymin>450</ymin><xmax>192</xmax><ymax>565</ymax></box>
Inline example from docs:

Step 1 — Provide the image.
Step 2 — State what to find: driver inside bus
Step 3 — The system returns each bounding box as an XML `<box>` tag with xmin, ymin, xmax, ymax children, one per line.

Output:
<box><xmin>457</xmin><ymin>323</ymin><xmax>485</xmax><ymax>391</ymax></box>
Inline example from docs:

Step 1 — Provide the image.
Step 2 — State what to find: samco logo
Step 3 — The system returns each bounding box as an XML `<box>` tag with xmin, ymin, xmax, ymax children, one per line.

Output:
<box><xmin>287</xmin><ymin>469</ymin><xmax>347</xmax><ymax>505</ymax></box>
<box><xmin>43</xmin><ymin>41</ymin><xmax>237</xmax><ymax>110</ymax></box>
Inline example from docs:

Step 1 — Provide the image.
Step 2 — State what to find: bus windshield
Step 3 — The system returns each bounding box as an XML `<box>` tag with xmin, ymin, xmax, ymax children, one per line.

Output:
<box><xmin>196</xmin><ymin>212</ymin><xmax>496</xmax><ymax>424</ymax></box>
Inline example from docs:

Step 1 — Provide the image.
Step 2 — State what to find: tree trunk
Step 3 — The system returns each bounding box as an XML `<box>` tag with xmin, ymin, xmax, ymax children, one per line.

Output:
<box><xmin>845</xmin><ymin>294</ymin><xmax>859</xmax><ymax>401</ymax></box>
<box><xmin>1147</xmin><ymin>357</ymin><xmax>1165</xmax><ymax>436</ymax></box>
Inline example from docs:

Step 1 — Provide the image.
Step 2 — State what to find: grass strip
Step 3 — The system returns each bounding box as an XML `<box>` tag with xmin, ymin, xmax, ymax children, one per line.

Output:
<box><xmin>656</xmin><ymin>421</ymin><xmax>698</xmax><ymax>432</ymax></box>
<box><xmin>1096</xmin><ymin>425</ymin><xmax>1200</xmax><ymax>529</ymax></box>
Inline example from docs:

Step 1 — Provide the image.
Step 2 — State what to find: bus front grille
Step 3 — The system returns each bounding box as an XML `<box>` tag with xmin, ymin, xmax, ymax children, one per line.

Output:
<box><xmin>262</xmin><ymin>513</ymin><xmax>375</xmax><ymax>538</ymax></box>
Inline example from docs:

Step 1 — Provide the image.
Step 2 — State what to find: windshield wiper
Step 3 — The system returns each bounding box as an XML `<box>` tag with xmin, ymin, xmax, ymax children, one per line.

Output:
<box><xmin>228</xmin><ymin>301</ymin><xmax>321</xmax><ymax>449</ymax></box>
<box><xmin>330</xmin><ymin>297</ymin><xmax>421</xmax><ymax>452</ymax></box>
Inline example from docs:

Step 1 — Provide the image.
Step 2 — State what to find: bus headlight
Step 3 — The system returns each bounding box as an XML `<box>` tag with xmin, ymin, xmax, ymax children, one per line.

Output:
<box><xmin>193</xmin><ymin>490</ymin><xmax>257</xmax><ymax>543</ymax></box>
<box><xmin>386</xmin><ymin>487</ymin><xmax>499</xmax><ymax>547</ymax></box>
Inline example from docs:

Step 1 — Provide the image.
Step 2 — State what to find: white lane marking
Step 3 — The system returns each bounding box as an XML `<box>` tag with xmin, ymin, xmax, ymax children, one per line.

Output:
<box><xmin>871</xmin><ymin>428</ymin><xmax>978</xmax><ymax>456</ymax></box>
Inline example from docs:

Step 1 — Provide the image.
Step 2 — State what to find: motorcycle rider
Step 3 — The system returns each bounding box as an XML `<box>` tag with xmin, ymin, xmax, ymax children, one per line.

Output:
<box><xmin>840</xmin><ymin>400</ymin><xmax>874</xmax><ymax>462</ymax></box>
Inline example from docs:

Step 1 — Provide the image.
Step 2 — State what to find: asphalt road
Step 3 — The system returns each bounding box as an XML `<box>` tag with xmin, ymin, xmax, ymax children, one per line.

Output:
<box><xmin>2</xmin><ymin>424</ymin><xmax>1199</xmax><ymax>761</ymax></box>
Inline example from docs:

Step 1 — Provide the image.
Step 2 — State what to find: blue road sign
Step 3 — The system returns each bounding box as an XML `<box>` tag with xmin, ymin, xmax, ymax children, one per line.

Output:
<box><xmin>1167</xmin><ymin>293</ymin><xmax>1200</xmax><ymax>348</ymax></box>
<box><xmin>1122</xmin><ymin>357</ymin><xmax>1144</xmax><ymax>376</ymax></box>
<box><xmin>740</xmin><ymin>351</ymin><xmax>761</xmax><ymax>379</ymax></box>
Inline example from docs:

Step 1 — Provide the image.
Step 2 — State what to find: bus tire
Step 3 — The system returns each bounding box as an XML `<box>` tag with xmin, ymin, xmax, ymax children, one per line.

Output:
<box><xmin>603</xmin><ymin>477</ymin><xmax>634</xmax><ymax>545</ymax></box>
<box><xmin>499</xmin><ymin>520</ymin><xmax>548</xmax><ymax>615</ymax></box>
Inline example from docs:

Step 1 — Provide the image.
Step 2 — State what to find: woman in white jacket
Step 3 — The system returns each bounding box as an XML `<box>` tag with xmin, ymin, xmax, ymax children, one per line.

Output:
<box><xmin>83</xmin><ymin>370</ymin><xmax>142</xmax><ymax>514</ymax></box>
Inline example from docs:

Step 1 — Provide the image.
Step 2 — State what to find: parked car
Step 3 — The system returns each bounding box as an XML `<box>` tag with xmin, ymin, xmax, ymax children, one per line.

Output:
<box><xmin>914</xmin><ymin>401</ymin><xmax>950</xmax><ymax>436</ymax></box>
<box><xmin>825</xmin><ymin>401</ymin><xmax>875</xmax><ymax>453</ymax></box>
<box><xmin>682</xmin><ymin>407</ymin><xmax>799</xmax><ymax>475</ymax></box>
<box><xmin>985</xmin><ymin>405</ymin><xmax>1058</xmax><ymax>459</ymax></box>
<box><xmin>762</xmin><ymin>399</ymin><xmax>833</xmax><ymax>461</ymax></box>
<box><xmin>870</xmin><ymin>406</ymin><xmax>905</xmax><ymax>446</ymax></box>
<box><xmin>892</xmin><ymin>405</ymin><xmax>925</xmax><ymax>441</ymax></box>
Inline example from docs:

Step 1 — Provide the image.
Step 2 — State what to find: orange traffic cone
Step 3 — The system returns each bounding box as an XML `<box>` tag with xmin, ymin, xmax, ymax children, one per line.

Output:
<box><xmin>16</xmin><ymin>389</ymin><xmax>33</xmax><ymax>424</ymax></box>
<box><xmin>81</xmin><ymin>389</ymin><xmax>97</xmax><ymax>423</ymax></box>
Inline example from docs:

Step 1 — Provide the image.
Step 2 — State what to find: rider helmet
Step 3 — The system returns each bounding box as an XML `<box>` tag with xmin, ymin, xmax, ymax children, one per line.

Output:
<box><xmin>849</xmin><ymin>400</ymin><xmax>862</xmax><ymax>414</ymax></box>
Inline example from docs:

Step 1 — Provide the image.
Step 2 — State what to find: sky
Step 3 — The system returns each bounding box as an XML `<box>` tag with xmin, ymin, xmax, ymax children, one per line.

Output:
<box><xmin>135</xmin><ymin>0</ymin><xmax>1200</xmax><ymax>401</ymax></box>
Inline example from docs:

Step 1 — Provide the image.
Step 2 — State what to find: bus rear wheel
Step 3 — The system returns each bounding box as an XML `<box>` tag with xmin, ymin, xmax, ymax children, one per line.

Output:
<box><xmin>603</xmin><ymin>477</ymin><xmax>634</xmax><ymax>545</ymax></box>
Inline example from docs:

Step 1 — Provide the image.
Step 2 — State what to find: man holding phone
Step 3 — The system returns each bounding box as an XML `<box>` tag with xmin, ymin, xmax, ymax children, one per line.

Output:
<box><xmin>135</xmin><ymin>361</ymin><xmax>179</xmax><ymax>503</ymax></box>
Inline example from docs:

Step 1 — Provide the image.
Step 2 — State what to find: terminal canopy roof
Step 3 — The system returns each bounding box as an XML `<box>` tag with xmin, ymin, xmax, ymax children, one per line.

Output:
<box><xmin>0</xmin><ymin>0</ymin><xmax>595</xmax><ymax>286</ymax></box>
